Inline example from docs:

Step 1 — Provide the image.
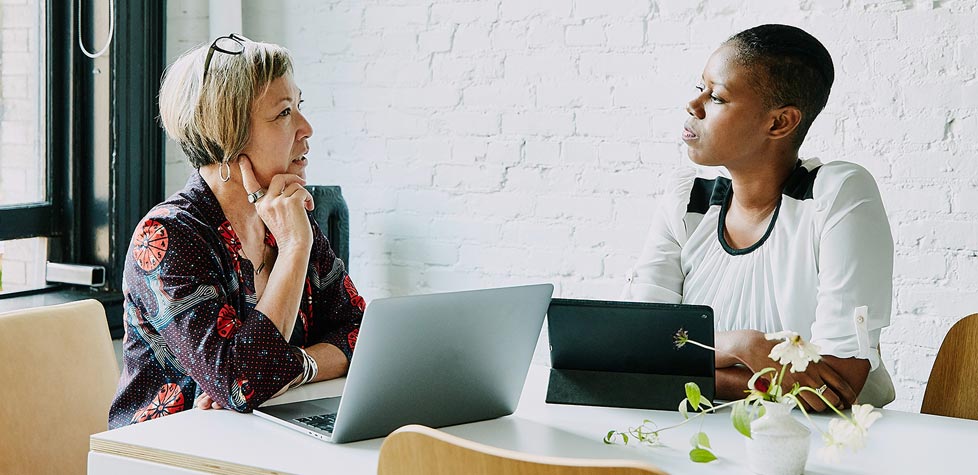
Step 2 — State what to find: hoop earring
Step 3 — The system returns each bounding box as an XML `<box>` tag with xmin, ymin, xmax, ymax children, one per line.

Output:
<box><xmin>219</xmin><ymin>159</ymin><xmax>231</xmax><ymax>182</ymax></box>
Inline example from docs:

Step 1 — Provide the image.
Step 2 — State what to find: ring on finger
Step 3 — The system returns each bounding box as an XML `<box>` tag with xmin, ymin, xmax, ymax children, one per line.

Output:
<box><xmin>247</xmin><ymin>188</ymin><xmax>266</xmax><ymax>204</ymax></box>
<box><xmin>816</xmin><ymin>384</ymin><xmax>827</xmax><ymax>395</ymax></box>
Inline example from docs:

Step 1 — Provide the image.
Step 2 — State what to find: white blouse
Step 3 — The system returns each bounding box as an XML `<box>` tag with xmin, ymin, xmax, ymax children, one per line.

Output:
<box><xmin>622</xmin><ymin>158</ymin><xmax>896</xmax><ymax>406</ymax></box>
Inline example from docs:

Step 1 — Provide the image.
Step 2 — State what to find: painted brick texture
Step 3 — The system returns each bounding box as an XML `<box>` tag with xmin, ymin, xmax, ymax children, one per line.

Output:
<box><xmin>164</xmin><ymin>0</ymin><xmax>978</xmax><ymax>413</ymax></box>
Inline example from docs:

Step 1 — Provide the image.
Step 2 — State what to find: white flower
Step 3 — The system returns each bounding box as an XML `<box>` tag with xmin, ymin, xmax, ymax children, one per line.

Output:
<box><xmin>850</xmin><ymin>403</ymin><xmax>882</xmax><ymax>430</ymax></box>
<box><xmin>765</xmin><ymin>331</ymin><xmax>822</xmax><ymax>372</ymax></box>
<box><xmin>818</xmin><ymin>436</ymin><xmax>845</xmax><ymax>463</ymax></box>
<box><xmin>818</xmin><ymin>404</ymin><xmax>881</xmax><ymax>462</ymax></box>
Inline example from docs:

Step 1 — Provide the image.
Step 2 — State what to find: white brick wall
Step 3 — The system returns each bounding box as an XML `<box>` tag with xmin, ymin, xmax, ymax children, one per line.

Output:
<box><xmin>0</xmin><ymin>0</ymin><xmax>47</xmax><ymax>290</ymax></box>
<box><xmin>164</xmin><ymin>0</ymin><xmax>978</xmax><ymax>413</ymax></box>
<box><xmin>1</xmin><ymin>0</ymin><xmax>44</xmax><ymax>204</ymax></box>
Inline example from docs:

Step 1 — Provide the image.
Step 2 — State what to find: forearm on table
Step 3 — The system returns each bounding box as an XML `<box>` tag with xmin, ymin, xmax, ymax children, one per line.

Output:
<box><xmin>305</xmin><ymin>342</ymin><xmax>350</xmax><ymax>383</ymax></box>
<box><xmin>272</xmin><ymin>343</ymin><xmax>349</xmax><ymax>399</ymax></box>
<box><xmin>255</xmin><ymin>248</ymin><xmax>310</xmax><ymax>339</ymax></box>
<box><xmin>714</xmin><ymin>329</ymin><xmax>772</xmax><ymax>369</ymax></box>
<box><xmin>714</xmin><ymin>330</ymin><xmax>773</xmax><ymax>402</ymax></box>
<box><xmin>716</xmin><ymin>365</ymin><xmax>755</xmax><ymax>401</ymax></box>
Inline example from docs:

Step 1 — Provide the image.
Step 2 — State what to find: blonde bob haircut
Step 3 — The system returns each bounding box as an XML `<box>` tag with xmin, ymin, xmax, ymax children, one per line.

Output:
<box><xmin>159</xmin><ymin>37</ymin><xmax>293</xmax><ymax>168</ymax></box>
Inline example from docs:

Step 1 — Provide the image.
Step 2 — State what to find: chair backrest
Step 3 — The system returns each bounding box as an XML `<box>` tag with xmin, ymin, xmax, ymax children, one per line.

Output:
<box><xmin>0</xmin><ymin>299</ymin><xmax>120</xmax><ymax>475</ymax></box>
<box><xmin>377</xmin><ymin>424</ymin><xmax>668</xmax><ymax>475</ymax></box>
<box><xmin>306</xmin><ymin>185</ymin><xmax>350</xmax><ymax>266</ymax></box>
<box><xmin>921</xmin><ymin>313</ymin><xmax>978</xmax><ymax>420</ymax></box>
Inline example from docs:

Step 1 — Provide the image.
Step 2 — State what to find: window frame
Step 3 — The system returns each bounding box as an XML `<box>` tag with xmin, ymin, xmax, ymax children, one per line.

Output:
<box><xmin>0</xmin><ymin>0</ymin><xmax>166</xmax><ymax>337</ymax></box>
<box><xmin>0</xmin><ymin>1</ymin><xmax>67</xmax><ymax>242</ymax></box>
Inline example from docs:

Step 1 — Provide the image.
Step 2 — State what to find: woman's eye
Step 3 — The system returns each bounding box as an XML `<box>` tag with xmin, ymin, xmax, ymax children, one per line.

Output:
<box><xmin>279</xmin><ymin>108</ymin><xmax>291</xmax><ymax>117</ymax></box>
<box><xmin>297</xmin><ymin>100</ymin><xmax>305</xmax><ymax>111</ymax></box>
<box><xmin>695</xmin><ymin>84</ymin><xmax>705</xmax><ymax>92</ymax></box>
<box><xmin>710</xmin><ymin>95</ymin><xmax>724</xmax><ymax>104</ymax></box>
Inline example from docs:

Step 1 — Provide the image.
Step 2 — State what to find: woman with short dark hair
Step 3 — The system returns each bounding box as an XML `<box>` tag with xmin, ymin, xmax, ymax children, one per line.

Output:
<box><xmin>623</xmin><ymin>24</ymin><xmax>896</xmax><ymax>410</ymax></box>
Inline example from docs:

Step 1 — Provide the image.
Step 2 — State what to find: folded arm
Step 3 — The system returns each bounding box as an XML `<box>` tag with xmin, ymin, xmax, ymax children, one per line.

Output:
<box><xmin>715</xmin><ymin>330</ymin><xmax>869</xmax><ymax>411</ymax></box>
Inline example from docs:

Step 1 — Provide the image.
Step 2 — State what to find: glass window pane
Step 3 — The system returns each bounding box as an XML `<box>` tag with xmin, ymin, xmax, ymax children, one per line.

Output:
<box><xmin>0</xmin><ymin>0</ymin><xmax>46</xmax><ymax>206</ymax></box>
<box><xmin>0</xmin><ymin>237</ymin><xmax>48</xmax><ymax>294</ymax></box>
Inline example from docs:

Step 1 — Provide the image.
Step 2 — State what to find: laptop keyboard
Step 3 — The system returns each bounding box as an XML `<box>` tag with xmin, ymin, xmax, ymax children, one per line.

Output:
<box><xmin>296</xmin><ymin>413</ymin><xmax>337</xmax><ymax>433</ymax></box>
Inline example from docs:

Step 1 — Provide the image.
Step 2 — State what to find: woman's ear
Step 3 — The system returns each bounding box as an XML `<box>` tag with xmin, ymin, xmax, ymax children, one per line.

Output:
<box><xmin>768</xmin><ymin>106</ymin><xmax>802</xmax><ymax>141</ymax></box>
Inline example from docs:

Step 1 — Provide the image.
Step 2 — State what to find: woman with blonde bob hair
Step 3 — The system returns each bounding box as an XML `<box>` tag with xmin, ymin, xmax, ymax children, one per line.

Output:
<box><xmin>109</xmin><ymin>35</ymin><xmax>364</xmax><ymax>428</ymax></box>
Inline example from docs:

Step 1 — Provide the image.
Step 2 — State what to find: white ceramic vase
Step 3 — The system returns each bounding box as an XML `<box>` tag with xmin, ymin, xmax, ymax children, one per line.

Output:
<box><xmin>744</xmin><ymin>399</ymin><xmax>811</xmax><ymax>475</ymax></box>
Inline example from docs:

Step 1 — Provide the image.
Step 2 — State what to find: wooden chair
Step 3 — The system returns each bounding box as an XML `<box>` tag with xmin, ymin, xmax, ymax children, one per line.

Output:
<box><xmin>921</xmin><ymin>313</ymin><xmax>978</xmax><ymax>420</ymax></box>
<box><xmin>377</xmin><ymin>424</ymin><xmax>668</xmax><ymax>475</ymax></box>
<box><xmin>0</xmin><ymin>300</ymin><xmax>120</xmax><ymax>475</ymax></box>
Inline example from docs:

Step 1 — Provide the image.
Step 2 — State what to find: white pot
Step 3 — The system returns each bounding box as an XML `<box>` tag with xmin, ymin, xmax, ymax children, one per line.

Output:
<box><xmin>744</xmin><ymin>399</ymin><xmax>811</xmax><ymax>475</ymax></box>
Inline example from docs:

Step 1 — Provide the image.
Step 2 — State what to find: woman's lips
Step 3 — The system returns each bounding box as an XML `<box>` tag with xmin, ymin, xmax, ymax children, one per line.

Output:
<box><xmin>682</xmin><ymin>127</ymin><xmax>698</xmax><ymax>141</ymax></box>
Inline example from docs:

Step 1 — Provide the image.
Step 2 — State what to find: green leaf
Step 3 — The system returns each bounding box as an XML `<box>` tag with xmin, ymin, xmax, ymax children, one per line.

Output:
<box><xmin>679</xmin><ymin>398</ymin><xmax>689</xmax><ymax>419</ymax></box>
<box><xmin>697</xmin><ymin>432</ymin><xmax>711</xmax><ymax>449</ymax></box>
<box><xmin>689</xmin><ymin>448</ymin><xmax>718</xmax><ymax>463</ymax></box>
<box><xmin>622</xmin><ymin>433</ymin><xmax>629</xmax><ymax>444</ymax></box>
<box><xmin>689</xmin><ymin>431</ymin><xmax>711</xmax><ymax>449</ymax></box>
<box><xmin>685</xmin><ymin>382</ymin><xmax>702</xmax><ymax>408</ymax></box>
<box><xmin>732</xmin><ymin>401</ymin><xmax>753</xmax><ymax>438</ymax></box>
<box><xmin>604</xmin><ymin>430</ymin><xmax>615</xmax><ymax>444</ymax></box>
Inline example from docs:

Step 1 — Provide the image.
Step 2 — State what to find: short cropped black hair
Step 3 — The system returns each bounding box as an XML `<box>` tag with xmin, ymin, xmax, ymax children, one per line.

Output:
<box><xmin>726</xmin><ymin>24</ymin><xmax>834</xmax><ymax>148</ymax></box>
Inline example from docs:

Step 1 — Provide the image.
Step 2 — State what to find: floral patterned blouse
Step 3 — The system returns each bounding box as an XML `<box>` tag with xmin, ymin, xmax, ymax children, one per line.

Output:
<box><xmin>108</xmin><ymin>173</ymin><xmax>364</xmax><ymax>429</ymax></box>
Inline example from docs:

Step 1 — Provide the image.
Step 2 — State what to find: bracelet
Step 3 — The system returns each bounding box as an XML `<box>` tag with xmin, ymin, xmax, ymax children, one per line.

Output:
<box><xmin>290</xmin><ymin>347</ymin><xmax>311</xmax><ymax>389</ymax></box>
<box><xmin>294</xmin><ymin>347</ymin><xmax>318</xmax><ymax>388</ymax></box>
<box><xmin>304</xmin><ymin>347</ymin><xmax>319</xmax><ymax>383</ymax></box>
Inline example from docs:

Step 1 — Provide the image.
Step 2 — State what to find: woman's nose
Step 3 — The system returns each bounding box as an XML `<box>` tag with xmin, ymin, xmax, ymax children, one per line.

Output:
<box><xmin>686</xmin><ymin>98</ymin><xmax>704</xmax><ymax>119</ymax></box>
<box><xmin>297</xmin><ymin>110</ymin><xmax>313</xmax><ymax>139</ymax></box>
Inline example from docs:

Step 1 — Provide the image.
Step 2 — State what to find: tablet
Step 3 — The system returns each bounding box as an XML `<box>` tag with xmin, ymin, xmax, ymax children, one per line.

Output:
<box><xmin>546</xmin><ymin>298</ymin><xmax>715</xmax><ymax>410</ymax></box>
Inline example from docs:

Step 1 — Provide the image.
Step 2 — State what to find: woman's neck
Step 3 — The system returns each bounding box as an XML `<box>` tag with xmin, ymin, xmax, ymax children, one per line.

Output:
<box><xmin>726</xmin><ymin>154</ymin><xmax>798</xmax><ymax>214</ymax></box>
<box><xmin>200</xmin><ymin>163</ymin><xmax>264</xmax><ymax>234</ymax></box>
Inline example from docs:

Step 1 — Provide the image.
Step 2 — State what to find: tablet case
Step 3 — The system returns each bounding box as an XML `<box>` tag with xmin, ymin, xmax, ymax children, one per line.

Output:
<box><xmin>545</xmin><ymin>299</ymin><xmax>715</xmax><ymax>411</ymax></box>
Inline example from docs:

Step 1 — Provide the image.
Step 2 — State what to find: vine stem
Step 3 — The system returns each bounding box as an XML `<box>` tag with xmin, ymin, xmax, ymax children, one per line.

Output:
<box><xmin>684</xmin><ymin>340</ymin><xmax>717</xmax><ymax>352</ymax></box>
<box><xmin>791</xmin><ymin>387</ymin><xmax>857</xmax><ymax>430</ymax></box>
<box><xmin>628</xmin><ymin>398</ymin><xmax>743</xmax><ymax>435</ymax></box>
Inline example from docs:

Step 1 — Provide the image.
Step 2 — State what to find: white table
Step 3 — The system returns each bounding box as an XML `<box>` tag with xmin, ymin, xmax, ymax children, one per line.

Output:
<box><xmin>89</xmin><ymin>365</ymin><xmax>978</xmax><ymax>474</ymax></box>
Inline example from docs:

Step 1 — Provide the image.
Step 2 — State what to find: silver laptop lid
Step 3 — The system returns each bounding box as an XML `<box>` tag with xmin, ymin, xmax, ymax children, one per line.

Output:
<box><xmin>330</xmin><ymin>283</ymin><xmax>554</xmax><ymax>443</ymax></box>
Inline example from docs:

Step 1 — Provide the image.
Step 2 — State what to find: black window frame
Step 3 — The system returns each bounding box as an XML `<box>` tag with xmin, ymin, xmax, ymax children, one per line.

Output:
<box><xmin>0</xmin><ymin>1</ymin><xmax>69</xmax><ymax>243</ymax></box>
<box><xmin>0</xmin><ymin>0</ymin><xmax>166</xmax><ymax>338</ymax></box>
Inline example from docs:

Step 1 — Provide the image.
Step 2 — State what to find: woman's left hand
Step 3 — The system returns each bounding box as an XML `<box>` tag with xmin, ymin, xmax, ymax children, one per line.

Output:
<box><xmin>195</xmin><ymin>393</ymin><xmax>224</xmax><ymax>410</ymax></box>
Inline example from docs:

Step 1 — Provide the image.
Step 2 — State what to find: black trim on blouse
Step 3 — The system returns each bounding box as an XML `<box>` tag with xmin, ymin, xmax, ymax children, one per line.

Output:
<box><xmin>684</xmin><ymin>160</ymin><xmax>822</xmax><ymax>256</ymax></box>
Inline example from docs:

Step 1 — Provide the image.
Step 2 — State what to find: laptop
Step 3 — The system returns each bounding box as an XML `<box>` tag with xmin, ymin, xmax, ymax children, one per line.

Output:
<box><xmin>545</xmin><ymin>298</ymin><xmax>715</xmax><ymax>410</ymax></box>
<box><xmin>253</xmin><ymin>283</ymin><xmax>554</xmax><ymax>443</ymax></box>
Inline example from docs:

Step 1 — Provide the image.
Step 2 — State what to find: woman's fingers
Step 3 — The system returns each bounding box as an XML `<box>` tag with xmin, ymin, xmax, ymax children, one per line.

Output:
<box><xmin>195</xmin><ymin>393</ymin><xmax>214</xmax><ymax>410</ymax></box>
<box><xmin>818</xmin><ymin>363</ymin><xmax>856</xmax><ymax>409</ymax></box>
<box><xmin>249</xmin><ymin>175</ymin><xmax>314</xmax><ymax>252</ymax></box>
<box><xmin>238</xmin><ymin>155</ymin><xmax>307</xmax><ymax>205</ymax></box>
<box><xmin>194</xmin><ymin>393</ymin><xmax>224</xmax><ymax>411</ymax></box>
<box><xmin>238</xmin><ymin>155</ymin><xmax>263</xmax><ymax>197</ymax></box>
<box><xmin>796</xmin><ymin>382</ymin><xmax>829</xmax><ymax>412</ymax></box>
<box><xmin>282</xmin><ymin>182</ymin><xmax>315</xmax><ymax>211</ymax></box>
<box><xmin>265</xmin><ymin>174</ymin><xmax>307</xmax><ymax>199</ymax></box>
<box><xmin>786</xmin><ymin>362</ymin><xmax>850</xmax><ymax>412</ymax></box>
